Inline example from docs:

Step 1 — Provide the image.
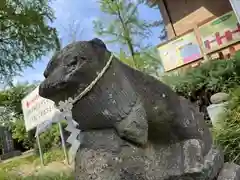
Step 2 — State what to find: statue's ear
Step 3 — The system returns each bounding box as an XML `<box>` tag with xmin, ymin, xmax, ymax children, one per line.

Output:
<box><xmin>89</xmin><ymin>38</ymin><xmax>106</xmax><ymax>49</ymax></box>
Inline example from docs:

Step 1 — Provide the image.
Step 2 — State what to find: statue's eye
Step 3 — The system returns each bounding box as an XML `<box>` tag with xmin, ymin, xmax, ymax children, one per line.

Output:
<box><xmin>68</xmin><ymin>56</ymin><xmax>78</xmax><ymax>66</ymax></box>
<box><xmin>80</xmin><ymin>56</ymin><xmax>87</xmax><ymax>61</ymax></box>
<box><xmin>67</xmin><ymin>56</ymin><xmax>87</xmax><ymax>67</ymax></box>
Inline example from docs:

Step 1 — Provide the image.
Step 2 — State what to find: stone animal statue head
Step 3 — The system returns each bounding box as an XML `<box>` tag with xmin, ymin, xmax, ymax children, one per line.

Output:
<box><xmin>39</xmin><ymin>38</ymin><xmax>111</xmax><ymax>103</ymax></box>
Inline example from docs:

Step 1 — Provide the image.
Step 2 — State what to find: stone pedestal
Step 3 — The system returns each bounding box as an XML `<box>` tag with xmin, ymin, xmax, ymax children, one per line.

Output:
<box><xmin>207</xmin><ymin>92</ymin><xmax>229</xmax><ymax>127</ymax></box>
<box><xmin>217</xmin><ymin>163</ymin><xmax>240</xmax><ymax>180</ymax></box>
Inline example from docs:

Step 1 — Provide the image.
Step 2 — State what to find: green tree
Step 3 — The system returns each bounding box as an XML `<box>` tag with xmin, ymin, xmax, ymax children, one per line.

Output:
<box><xmin>93</xmin><ymin>0</ymin><xmax>164</xmax><ymax>76</ymax></box>
<box><xmin>0</xmin><ymin>83</ymin><xmax>36</xmax><ymax>118</ymax></box>
<box><xmin>0</xmin><ymin>0</ymin><xmax>60</xmax><ymax>82</ymax></box>
<box><xmin>11</xmin><ymin>116</ymin><xmax>34</xmax><ymax>149</ymax></box>
<box><xmin>0</xmin><ymin>83</ymin><xmax>37</xmax><ymax>149</ymax></box>
<box><xmin>137</xmin><ymin>47</ymin><xmax>164</xmax><ymax>77</ymax></box>
<box><xmin>118</xmin><ymin>47</ymin><xmax>163</xmax><ymax>77</ymax></box>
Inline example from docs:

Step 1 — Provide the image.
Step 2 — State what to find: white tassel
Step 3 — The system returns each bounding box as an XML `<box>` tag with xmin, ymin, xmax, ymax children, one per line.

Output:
<box><xmin>57</xmin><ymin>98</ymin><xmax>81</xmax><ymax>164</ymax></box>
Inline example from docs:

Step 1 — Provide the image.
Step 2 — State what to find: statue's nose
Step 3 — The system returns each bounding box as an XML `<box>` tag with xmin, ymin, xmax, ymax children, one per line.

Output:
<box><xmin>39</xmin><ymin>82</ymin><xmax>47</xmax><ymax>98</ymax></box>
<box><xmin>43</xmin><ymin>69</ymin><xmax>48</xmax><ymax>78</ymax></box>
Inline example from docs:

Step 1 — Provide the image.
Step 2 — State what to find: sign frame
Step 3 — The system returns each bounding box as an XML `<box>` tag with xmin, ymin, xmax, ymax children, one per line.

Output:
<box><xmin>21</xmin><ymin>86</ymin><xmax>59</xmax><ymax>131</ymax></box>
<box><xmin>157</xmin><ymin>30</ymin><xmax>203</xmax><ymax>72</ymax></box>
<box><xmin>199</xmin><ymin>11</ymin><xmax>240</xmax><ymax>54</ymax></box>
<box><xmin>229</xmin><ymin>0</ymin><xmax>240</xmax><ymax>23</ymax></box>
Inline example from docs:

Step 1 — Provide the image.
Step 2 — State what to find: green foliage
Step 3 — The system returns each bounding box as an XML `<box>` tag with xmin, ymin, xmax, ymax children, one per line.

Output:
<box><xmin>0</xmin><ymin>149</ymin><xmax>71</xmax><ymax>179</ymax></box>
<box><xmin>0</xmin><ymin>149</ymin><xmax>65</xmax><ymax>172</ymax></box>
<box><xmin>0</xmin><ymin>83</ymin><xmax>36</xmax><ymax>133</ymax></box>
<box><xmin>118</xmin><ymin>49</ymin><xmax>136</xmax><ymax>68</ymax></box>
<box><xmin>41</xmin><ymin>148</ymin><xmax>66</xmax><ymax>164</ymax></box>
<box><xmin>0</xmin><ymin>0</ymin><xmax>60</xmax><ymax>82</ymax></box>
<box><xmin>162</xmin><ymin>55</ymin><xmax>240</xmax><ymax>120</ymax></box>
<box><xmin>118</xmin><ymin>47</ymin><xmax>163</xmax><ymax>77</ymax></box>
<box><xmin>93</xmin><ymin>0</ymin><xmax>164</xmax><ymax>68</ymax></box>
<box><xmin>0</xmin><ymin>83</ymin><xmax>37</xmax><ymax>149</ymax></box>
<box><xmin>137</xmin><ymin>48</ymin><xmax>163</xmax><ymax>77</ymax></box>
<box><xmin>32</xmin><ymin>148</ymin><xmax>66</xmax><ymax>166</ymax></box>
<box><xmin>11</xmin><ymin>117</ymin><xmax>35</xmax><ymax>149</ymax></box>
<box><xmin>35</xmin><ymin>123</ymin><xmax>67</xmax><ymax>154</ymax></box>
<box><xmin>213</xmin><ymin>87</ymin><xmax>240</xmax><ymax>164</ymax></box>
<box><xmin>0</xmin><ymin>172</ymin><xmax>73</xmax><ymax>180</ymax></box>
<box><xmin>0</xmin><ymin>83</ymin><xmax>36</xmax><ymax>116</ymax></box>
<box><xmin>94</xmin><ymin>0</ymin><xmax>151</xmax><ymax>49</ymax></box>
<box><xmin>162</xmin><ymin>52</ymin><xmax>240</xmax><ymax>163</ymax></box>
<box><xmin>0</xmin><ymin>153</ymin><xmax>37</xmax><ymax>172</ymax></box>
<box><xmin>162</xmin><ymin>56</ymin><xmax>240</xmax><ymax>102</ymax></box>
<box><xmin>0</xmin><ymin>83</ymin><xmax>65</xmax><ymax>152</ymax></box>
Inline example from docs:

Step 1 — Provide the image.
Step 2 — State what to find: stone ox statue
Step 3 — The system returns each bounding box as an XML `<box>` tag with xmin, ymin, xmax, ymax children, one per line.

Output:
<box><xmin>39</xmin><ymin>38</ymin><xmax>240</xmax><ymax>180</ymax></box>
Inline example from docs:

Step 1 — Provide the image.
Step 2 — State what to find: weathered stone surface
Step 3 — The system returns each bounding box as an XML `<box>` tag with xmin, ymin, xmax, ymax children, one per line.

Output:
<box><xmin>115</xmin><ymin>99</ymin><xmax>148</xmax><ymax>145</ymax></box>
<box><xmin>217</xmin><ymin>163</ymin><xmax>240</xmax><ymax>180</ymax></box>
<box><xmin>74</xmin><ymin>130</ymin><xmax>207</xmax><ymax>180</ymax></box>
<box><xmin>39</xmin><ymin>38</ymin><xmax>216</xmax><ymax>180</ymax></box>
<box><xmin>202</xmin><ymin>146</ymin><xmax>224</xmax><ymax>179</ymax></box>
<box><xmin>207</xmin><ymin>102</ymin><xmax>228</xmax><ymax>127</ymax></box>
<box><xmin>74</xmin><ymin>131</ymin><xmax>223</xmax><ymax>180</ymax></box>
<box><xmin>210</xmin><ymin>92</ymin><xmax>229</xmax><ymax>104</ymax></box>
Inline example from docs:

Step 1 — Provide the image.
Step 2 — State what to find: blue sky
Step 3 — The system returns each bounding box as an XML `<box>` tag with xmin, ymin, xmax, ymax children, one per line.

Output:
<box><xmin>13</xmin><ymin>0</ymin><xmax>163</xmax><ymax>84</ymax></box>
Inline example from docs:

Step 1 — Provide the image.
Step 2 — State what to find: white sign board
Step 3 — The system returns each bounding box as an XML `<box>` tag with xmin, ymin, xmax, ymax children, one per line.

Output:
<box><xmin>21</xmin><ymin>86</ymin><xmax>59</xmax><ymax>131</ymax></box>
<box><xmin>230</xmin><ymin>0</ymin><xmax>240</xmax><ymax>23</ymax></box>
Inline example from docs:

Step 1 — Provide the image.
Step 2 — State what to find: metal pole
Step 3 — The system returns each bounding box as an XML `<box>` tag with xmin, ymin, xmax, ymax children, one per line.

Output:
<box><xmin>229</xmin><ymin>0</ymin><xmax>240</xmax><ymax>23</ymax></box>
<box><xmin>58</xmin><ymin>122</ymin><xmax>69</xmax><ymax>164</ymax></box>
<box><xmin>36</xmin><ymin>132</ymin><xmax>44</xmax><ymax>167</ymax></box>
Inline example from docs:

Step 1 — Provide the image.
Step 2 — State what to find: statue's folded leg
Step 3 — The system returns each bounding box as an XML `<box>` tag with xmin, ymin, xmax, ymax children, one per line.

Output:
<box><xmin>115</xmin><ymin>100</ymin><xmax>148</xmax><ymax>146</ymax></box>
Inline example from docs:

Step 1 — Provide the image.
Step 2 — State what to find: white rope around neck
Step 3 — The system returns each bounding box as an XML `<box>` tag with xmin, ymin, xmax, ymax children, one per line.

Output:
<box><xmin>56</xmin><ymin>53</ymin><xmax>114</xmax><ymax>163</ymax></box>
<box><xmin>72</xmin><ymin>53</ymin><xmax>114</xmax><ymax>104</ymax></box>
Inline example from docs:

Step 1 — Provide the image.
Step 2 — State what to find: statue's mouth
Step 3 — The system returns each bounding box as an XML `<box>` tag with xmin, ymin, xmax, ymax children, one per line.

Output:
<box><xmin>39</xmin><ymin>75</ymin><xmax>89</xmax><ymax>105</ymax></box>
<box><xmin>39</xmin><ymin>80</ymin><xmax>71</xmax><ymax>103</ymax></box>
